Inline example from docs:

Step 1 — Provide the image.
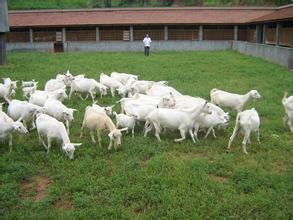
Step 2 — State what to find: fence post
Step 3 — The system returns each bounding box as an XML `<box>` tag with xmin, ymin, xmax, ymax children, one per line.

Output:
<box><xmin>29</xmin><ymin>28</ymin><xmax>33</xmax><ymax>43</ymax></box>
<box><xmin>164</xmin><ymin>25</ymin><xmax>168</xmax><ymax>41</ymax></box>
<box><xmin>96</xmin><ymin>27</ymin><xmax>100</xmax><ymax>41</ymax></box>
<box><xmin>234</xmin><ymin>25</ymin><xmax>238</xmax><ymax>41</ymax></box>
<box><xmin>130</xmin><ymin>26</ymin><xmax>133</xmax><ymax>42</ymax></box>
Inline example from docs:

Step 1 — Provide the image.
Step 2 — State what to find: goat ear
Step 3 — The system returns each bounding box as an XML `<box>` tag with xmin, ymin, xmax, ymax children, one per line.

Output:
<box><xmin>119</xmin><ymin>127</ymin><xmax>128</xmax><ymax>132</ymax></box>
<box><xmin>73</xmin><ymin>143</ymin><xmax>82</xmax><ymax>147</ymax></box>
<box><xmin>70</xmin><ymin>108</ymin><xmax>78</xmax><ymax>112</ymax></box>
<box><xmin>110</xmin><ymin>104</ymin><xmax>115</xmax><ymax>108</ymax></box>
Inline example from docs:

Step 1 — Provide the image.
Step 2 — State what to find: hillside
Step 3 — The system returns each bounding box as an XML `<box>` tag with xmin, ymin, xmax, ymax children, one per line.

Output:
<box><xmin>8</xmin><ymin>0</ymin><xmax>291</xmax><ymax>10</ymax></box>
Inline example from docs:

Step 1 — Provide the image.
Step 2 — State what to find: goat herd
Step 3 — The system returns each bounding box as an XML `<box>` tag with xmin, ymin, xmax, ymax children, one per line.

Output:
<box><xmin>0</xmin><ymin>71</ymin><xmax>292</xmax><ymax>159</ymax></box>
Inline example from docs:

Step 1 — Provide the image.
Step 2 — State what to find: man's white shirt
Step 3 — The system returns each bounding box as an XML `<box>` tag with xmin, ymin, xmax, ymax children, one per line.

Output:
<box><xmin>143</xmin><ymin>37</ymin><xmax>152</xmax><ymax>47</ymax></box>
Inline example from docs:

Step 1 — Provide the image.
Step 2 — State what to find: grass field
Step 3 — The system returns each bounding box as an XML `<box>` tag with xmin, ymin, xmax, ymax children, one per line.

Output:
<box><xmin>0</xmin><ymin>51</ymin><xmax>292</xmax><ymax>218</ymax></box>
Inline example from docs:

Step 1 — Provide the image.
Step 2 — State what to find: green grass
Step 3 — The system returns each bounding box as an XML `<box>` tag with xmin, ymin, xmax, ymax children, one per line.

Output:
<box><xmin>0</xmin><ymin>50</ymin><xmax>292</xmax><ymax>218</ymax></box>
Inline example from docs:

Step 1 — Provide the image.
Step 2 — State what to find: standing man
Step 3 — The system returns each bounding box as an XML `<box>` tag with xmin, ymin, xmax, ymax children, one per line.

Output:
<box><xmin>143</xmin><ymin>34</ymin><xmax>152</xmax><ymax>56</ymax></box>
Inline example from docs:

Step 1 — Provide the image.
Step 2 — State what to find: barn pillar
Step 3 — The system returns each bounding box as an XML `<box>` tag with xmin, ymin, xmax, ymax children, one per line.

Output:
<box><xmin>0</xmin><ymin>33</ymin><xmax>6</xmax><ymax>65</ymax></box>
<box><xmin>62</xmin><ymin>28</ymin><xmax>66</xmax><ymax>42</ymax></box>
<box><xmin>256</xmin><ymin>24</ymin><xmax>262</xmax><ymax>44</ymax></box>
<box><xmin>234</xmin><ymin>25</ymin><xmax>238</xmax><ymax>41</ymax></box>
<box><xmin>130</xmin><ymin>26</ymin><xmax>133</xmax><ymax>42</ymax></box>
<box><xmin>262</xmin><ymin>23</ymin><xmax>266</xmax><ymax>44</ymax></box>
<box><xmin>164</xmin><ymin>25</ymin><xmax>168</xmax><ymax>41</ymax></box>
<box><xmin>199</xmin><ymin>25</ymin><xmax>203</xmax><ymax>40</ymax></box>
<box><xmin>96</xmin><ymin>27</ymin><xmax>100</xmax><ymax>41</ymax></box>
<box><xmin>276</xmin><ymin>22</ymin><xmax>280</xmax><ymax>46</ymax></box>
<box><xmin>0</xmin><ymin>0</ymin><xmax>9</xmax><ymax>65</ymax></box>
<box><xmin>29</xmin><ymin>28</ymin><xmax>33</xmax><ymax>43</ymax></box>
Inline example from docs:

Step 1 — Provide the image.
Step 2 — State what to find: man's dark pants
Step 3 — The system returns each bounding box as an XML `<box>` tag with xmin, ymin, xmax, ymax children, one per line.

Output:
<box><xmin>144</xmin><ymin>46</ymin><xmax>150</xmax><ymax>56</ymax></box>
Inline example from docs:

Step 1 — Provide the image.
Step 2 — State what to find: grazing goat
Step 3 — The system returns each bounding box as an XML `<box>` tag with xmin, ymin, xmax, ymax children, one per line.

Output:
<box><xmin>29</xmin><ymin>88</ymin><xmax>68</xmax><ymax>106</ymax></box>
<box><xmin>144</xmin><ymin>101</ymin><xmax>211</xmax><ymax>143</ymax></box>
<box><xmin>92</xmin><ymin>102</ymin><xmax>115</xmax><ymax>116</ymax></box>
<box><xmin>100</xmin><ymin>73</ymin><xmax>124</xmax><ymax>97</ymax></box>
<box><xmin>114</xmin><ymin>112</ymin><xmax>136</xmax><ymax>137</ymax></box>
<box><xmin>282</xmin><ymin>92</ymin><xmax>293</xmax><ymax>132</ymax></box>
<box><xmin>0</xmin><ymin>82</ymin><xmax>14</xmax><ymax>103</ymax></box>
<box><xmin>80</xmin><ymin>106</ymin><xmax>127</xmax><ymax>150</ymax></box>
<box><xmin>146</xmin><ymin>84</ymin><xmax>182</xmax><ymax>97</ymax></box>
<box><xmin>69</xmin><ymin>78</ymin><xmax>107</xmax><ymax>101</ymax></box>
<box><xmin>0</xmin><ymin>109</ymin><xmax>28</xmax><ymax>151</ymax></box>
<box><xmin>110</xmin><ymin>72</ymin><xmax>138</xmax><ymax>85</ymax></box>
<box><xmin>8</xmin><ymin>99</ymin><xmax>43</xmax><ymax>130</ymax></box>
<box><xmin>210</xmin><ymin>88</ymin><xmax>261</xmax><ymax>112</ymax></box>
<box><xmin>22</xmin><ymin>79</ymin><xmax>36</xmax><ymax>88</ymax></box>
<box><xmin>227</xmin><ymin>108</ymin><xmax>260</xmax><ymax>154</ymax></box>
<box><xmin>22</xmin><ymin>82</ymin><xmax>38</xmax><ymax>99</ymax></box>
<box><xmin>36</xmin><ymin>113</ymin><xmax>81</xmax><ymax>159</ymax></box>
<box><xmin>43</xmin><ymin>99</ymin><xmax>77</xmax><ymax>135</ymax></box>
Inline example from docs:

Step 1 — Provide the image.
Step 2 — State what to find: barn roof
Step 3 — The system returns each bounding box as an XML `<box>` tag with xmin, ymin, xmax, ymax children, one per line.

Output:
<box><xmin>250</xmin><ymin>4</ymin><xmax>293</xmax><ymax>23</ymax></box>
<box><xmin>8</xmin><ymin>7</ymin><xmax>278</xmax><ymax>28</ymax></box>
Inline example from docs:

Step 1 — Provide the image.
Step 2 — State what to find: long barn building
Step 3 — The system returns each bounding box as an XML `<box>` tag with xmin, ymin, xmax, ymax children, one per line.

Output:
<box><xmin>6</xmin><ymin>4</ymin><xmax>293</xmax><ymax>53</ymax></box>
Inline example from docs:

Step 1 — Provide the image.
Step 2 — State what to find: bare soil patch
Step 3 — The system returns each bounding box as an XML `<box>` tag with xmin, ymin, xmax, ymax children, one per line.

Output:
<box><xmin>20</xmin><ymin>176</ymin><xmax>51</xmax><ymax>202</ymax></box>
<box><xmin>54</xmin><ymin>194</ymin><xmax>73</xmax><ymax>210</ymax></box>
<box><xmin>210</xmin><ymin>175</ymin><xmax>228</xmax><ymax>183</ymax></box>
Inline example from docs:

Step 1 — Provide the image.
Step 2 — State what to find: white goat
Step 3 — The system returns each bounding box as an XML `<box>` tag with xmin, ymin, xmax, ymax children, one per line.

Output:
<box><xmin>3</xmin><ymin>78</ymin><xmax>18</xmax><ymax>90</ymax></box>
<box><xmin>129</xmin><ymin>80</ymin><xmax>168</xmax><ymax>95</ymax></box>
<box><xmin>113</xmin><ymin>112</ymin><xmax>136</xmax><ymax>137</ymax></box>
<box><xmin>282</xmin><ymin>92</ymin><xmax>293</xmax><ymax>132</ymax></box>
<box><xmin>80</xmin><ymin>106</ymin><xmax>127</xmax><ymax>149</ymax></box>
<box><xmin>210</xmin><ymin>88</ymin><xmax>261</xmax><ymax>112</ymax></box>
<box><xmin>22</xmin><ymin>82</ymin><xmax>38</xmax><ymax>99</ymax></box>
<box><xmin>116</xmin><ymin>77</ymin><xmax>137</xmax><ymax>97</ymax></box>
<box><xmin>100</xmin><ymin>73</ymin><xmax>123</xmax><ymax>97</ymax></box>
<box><xmin>45</xmin><ymin>78</ymin><xmax>66</xmax><ymax>92</ymax></box>
<box><xmin>92</xmin><ymin>102</ymin><xmax>115</xmax><ymax>116</ymax></box>
<box><xmin>0</xmin><ymin>109</ymin><xmax>28</xmax><ymax>151</ymax></box>
<box><xmin>69</xmin><ymin>78</ymin><xmax>107</xmax><ymax>101</ymax></box>
<box><xmin>193</xmin><ymin>110</ymin><xmax>229</xmax><ymax>141</ymax></box>
<box><xmin>22</xmin><ymin>79</ymin><xmax>36</xmax><ymax>88</ymax></box>
<box><xmin>0</xmin><ymin>82</ymin><xmax>14</xmax><ymax>103</ymax></box>
<box><xmin>227</xmin><ymin>108</ymin><xmax>260</xmax><ymax>154</ymax></box>
<box><xmin>144</xmin><ymin>101</ymin><xmax>210</xmax><ymax>143</ymax></box>
<box><xmin>110</xmin><ymin>72</ymin><xmax>138</xmax><ymax>85</ymax></box>
<box><xmin>36</xmin><ymin>113</ymin><xmax>81</xmax><ymax>159</ymax></box>
<box><xmin>29</xmin><ymin>88</ymin><xmax>68</xmax><ymax>106</ymax></box>
<box><xmin>146</xmin><ymin>84</ymin><xmax>182</xmax><ymax>97</ymax></box>
<box><xmin>43</xmin><ymin>99</ymin><xmax>77</xmax><ymax>135</ymax></box>
<box><xmin>8</xmin><ymin>99</ymin><xmax>43</xmax><ymax>130</ymax></box>
<box><xmin>119</xmin><ymin>93</ymin><xmax>176</xmax><ymax>114</ymax></box>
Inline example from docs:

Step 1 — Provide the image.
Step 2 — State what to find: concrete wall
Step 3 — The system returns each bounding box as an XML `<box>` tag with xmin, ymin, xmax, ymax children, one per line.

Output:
<box><xmin>7</xmin><ymin>42</ymin><xmax>53</xmax><ymax>52</ymax></box>
<box><xmin>232</xmin><ymin>41</ymin><xmax>293</xmax><ymax>69</ymax></box>
<box><xmin>65</xmin><ymin>40</ymin><xmax>232</xmax><ymax>52</ymax></box>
